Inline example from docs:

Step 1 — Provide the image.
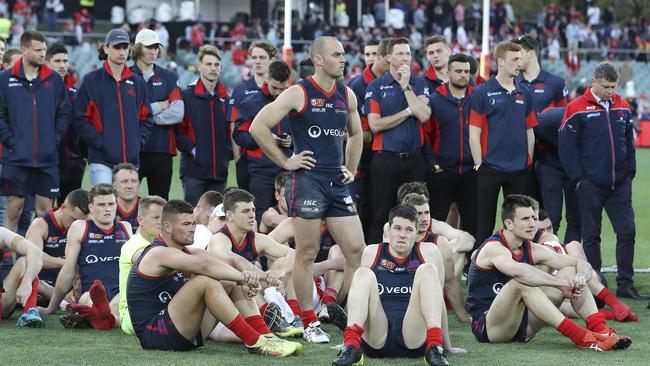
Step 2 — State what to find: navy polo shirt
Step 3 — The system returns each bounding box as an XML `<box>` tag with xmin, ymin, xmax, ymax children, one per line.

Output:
<box><xmin>515</xmin><ymin>69</ymin><xmax>568</xmax><ymax>113</ymax></box>
<box><xmin>468</xmin><ymin>78</ymin><xmax>538</xmax><ymax>172</ymax></box>
<box><xmin>365</xmin><ymin>72</ymin><xmax>423</xmax><ymax>153</ymax></box>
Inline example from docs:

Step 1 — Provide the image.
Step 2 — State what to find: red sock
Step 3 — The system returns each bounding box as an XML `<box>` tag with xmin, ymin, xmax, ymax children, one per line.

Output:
<box><xmin>343</xmin><ymin>324</ymin><xmax>364</xmax><ymax>349</ymax></box>
<box><xmin>586</xmin><ymin>312</ymin><xmax>607</xmax><ymax>333</ymax></box>
<box><xmin>259</xmin><ymin>303</ymin><xmax>269</xmax><ymax>316</ymax></box>
<box><xmin>321</xmin><ymin>288</ymin><xmax>338</xmax><ymax>305</ymax></box>
<box><xmin>89</xmin><ymin>280</ymin><xmax>111</xmax><ymax>318</ymax></box>
<box><xmin>21</xmin><ymin>278</ymin><xmax>40</xmax><ymax>312</ymax></box>
<box><xmin>300</xmin><ymin>309</ymin><xmax>318</xmax><ymax>326</ymax></box>
<box><xmin>599</xmin><ymin>309</ymin><xmax>616</xmax><ymax>320</ymax></box>
<box><xmin>68</xmin><ymin>303</ymin><xmax>98</xmax><ymax>322</ymax></box>
<box><xmin>227</xmin><ymin>314</ymin><xmax>261</xmax><ymax>346</ymax></box>
<box><xmin>287</xmin><ymin>299</ymin><xmax>301</xmax><ymax>317</ymax></box>
<box><xmin>556</xmin><ymin>317</ymin><xmax>588</xmax><ymax>344</ymax></box>
<box><xmin>90</xmin><ymin>314</ymin><xmax>116</xmax><ymax>330</ymax></box>
<box><xmin>426</xmin><ymin>327</ymin><xmax>443</xmax><ymax>348</ymax></box>
<box><xmin>597</xmin><ymin>288</ymin><xmax>630</xmax><ymax>320</ymax></box>
<box><xmin>67</xmin><ymin>303</ymin><xmax>114</xmax><ymax>330</ymax></box>
<box><xmin>246</xmin><ymin>315</ymin><xmax>272</xmax><ymax>334</ymax></box>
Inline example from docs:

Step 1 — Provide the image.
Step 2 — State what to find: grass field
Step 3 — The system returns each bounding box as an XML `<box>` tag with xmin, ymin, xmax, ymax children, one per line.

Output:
<box><xmin>1</xmin><ymin>150</ymin><xmax>650</xmax><ymax>365</ymax></box>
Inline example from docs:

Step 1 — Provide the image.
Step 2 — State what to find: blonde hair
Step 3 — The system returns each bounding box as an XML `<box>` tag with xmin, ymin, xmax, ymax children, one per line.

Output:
<box><xmin>493</xmin><ymin>41</ymin><xmax>522</xmax><ymax>61</ymax></box>
<box><xmin>198</xmin><ymin>45</ymin><xmax>222</xmax><ymax>62</ymax></box>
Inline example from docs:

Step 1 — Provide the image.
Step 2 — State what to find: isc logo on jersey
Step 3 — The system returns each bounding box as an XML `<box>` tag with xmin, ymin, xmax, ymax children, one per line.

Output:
<box><xmin>308</xmin><ymin>125</ymin><xmax>345</xmax><ymax>138</ymax></box>
<box><xmin>377</xmin><ymin>283</ymin><xmax>413</xmax><ymax>295</ymax></box>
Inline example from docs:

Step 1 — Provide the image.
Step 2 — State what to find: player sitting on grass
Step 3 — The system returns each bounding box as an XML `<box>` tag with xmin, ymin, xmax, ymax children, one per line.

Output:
<box><xmin>466</xmin><ymin>194</ymin><xmax>631</xmax><ymax>351</ymax></box>
<box><xmin>127</xmin><ymin>199</ymin><xmax>301</xmax><ymax>356</ymax></box>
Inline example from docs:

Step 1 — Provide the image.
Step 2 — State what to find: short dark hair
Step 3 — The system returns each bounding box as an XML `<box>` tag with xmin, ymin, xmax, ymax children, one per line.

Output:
<box><xmin>274</xmin><ymin>171</ymin><xmax>290</xmax><ymax>192</ymax></box>
<box><xmin>401</xmin><ymin>193</ymin><xmax>428</xmax><ymax>207</ymax></box>
<box><xmin>112</xmin><ymin>163</ymin><xmax>138</xmax><ymax>182</ymax></box>
<box><xmin>538</xmin><ymin>208</ymin><xmax>550</xmax><ymax>222</ymax></box>
<box><xmin>388</xmin><ymin>204</ymin><xmax>418</xmax><ymax>226</ymax></box>
<box><xmin>593</xmin><ymin>62</ymin><xmax>619</xmax><ymax>82</ymax></box>
<box><xmin>377</xmin><ymin>39</ymin><xmax>391</xmax><ymax>56</ymax></box>
<box><xmin>424</xmin><ymin>35</ymin><xmax>448</xmax><ymax>49</ymax></box>
<box><xmin>512</xmin><ymin>34</ymin><xmax>540</xmax><ymax>55</ymax></box>
<box><xmin>249</xmin><ymin>41</ymin><xmax>278</xmax><ymax>59</ymax></box>
<box><xmin>386</xmin><ymin>37</ymin><xmax>409</xmax><ymax>54</ymax></box>
<box><xmin>20</xmin><ymin>31</ymin><xmax>46</xmax><ymax>48</ymax></box>
<box><xmin>223</xmin><ymin>188</ymin><xmax>255</xmax><ymax>213</ymax></box>
<box><xmin>365</xmin><ymin>39</ymin><xmax>380</xmax><ymax>47</ymax></box>
<box><xmin>268</xmin><ymin>60</ymin><xmax>291</xmax><ymax>83</ymax></box>
<box><xmin>66</xmin><ymin>189</ymin><xmax>90</xmax><ymax>215</ymax></box>
<box><xmin>139</xmin><ymin>195</ymin><xmax>167</xmax><ymax>216</ymax></box>
<box><xmin>161</xmin><ymin>199</ymin><xmax>194</xmax><ymax>225</ymax></box>
<box><xmin>397</xmin><ymin>182</ymin><xmax>429</xmax><ymax>203</ymax></box>
<box><xmin>501</xmin><ymin>194</ymin><xmax>539</xmax><ymax>224</ymax></box>
<box><xmin>197</xmin><ymin>191</ymin><xmax>224</xmax><ymax>208</ymax></box>
<box><xmin>89</xmin><ymin>184</ymin><xmax>117</xmax><ymax>203</ymax></box>
<box><xmin>2</xmin><ymin>48</ymin><xmax>21</xmax><ymax>66</ymax></box>
<box><xmin>448</xmin><ymin>53</ymin><xmax>472</xmax><ymax>69</ymax></box>
<box><xmin>46</xmin><ymin>43</ymin><xmax>68</xmax><ymax>61</ymax></box>
<box><xmin>299</xmin><ymin>58</ymin><xmax>314</xmax><ymax>80</ymax></box>
<box><xmin>468</xmin><ymin>55</ymin><xmax>479</xmax><ymax>74</ymax></box>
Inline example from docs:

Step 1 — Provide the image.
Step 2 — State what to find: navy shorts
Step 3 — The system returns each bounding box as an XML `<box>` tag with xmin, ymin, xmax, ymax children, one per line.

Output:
<box><xmin>0</xmin><ymin>164</ymin><xmax>59</xmax><ymax>198</ymax></box>
<box><xmin>286</xmin><ymin>171</ymin><xmax>357</xmax><ymax>219</ymax></box>
<box><xmin>471</xmin><ymin>308</ymin><xmax>529</xmax><ymax>343</ymax></box>
<box><xmin>137</xmin><ymin>308</ymin><xmax>204</xmax><ymax>351</ymax></box>
<box><xmin>361</xmin><ymin>310</ymin><xmax>426</xmax><ymax>358</ymax></box>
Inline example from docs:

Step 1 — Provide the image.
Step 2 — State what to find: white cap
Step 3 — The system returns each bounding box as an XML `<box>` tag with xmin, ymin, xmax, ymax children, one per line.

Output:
<box><xmin>135</xmin><ymin>29</ymin><xmax>162</xmax><ymax>46</ymax></box>
<box><xmin>211</xmin><ymin>204</ymin><xmax>225</xmax><ymax>218</ymax></box>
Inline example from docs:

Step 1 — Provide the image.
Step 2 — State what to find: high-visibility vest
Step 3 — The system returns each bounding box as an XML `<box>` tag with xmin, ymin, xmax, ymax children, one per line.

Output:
<box><xmin>0</xmin><ymin>18</ymin><xmax>10</xmax><ymax>40</ymax></box>
<box><xmin>80</xmin><ymin>0</ymin><xmax>94</xmax><ymax>7</ymax></box>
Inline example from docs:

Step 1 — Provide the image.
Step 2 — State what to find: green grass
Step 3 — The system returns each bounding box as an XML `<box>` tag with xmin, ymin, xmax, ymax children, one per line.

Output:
<box><xmin>3</xmin><ymin>150</ymin><xmax>650</xmax><ymax>365</ymax></box>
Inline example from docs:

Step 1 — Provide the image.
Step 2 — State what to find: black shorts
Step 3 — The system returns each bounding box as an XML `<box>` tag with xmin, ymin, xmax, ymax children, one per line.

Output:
<box><xmin>0</xmin><ymin>164</ymin><xmax>59</xmax><ymax>198</ymax></box>
<box><xmin>286</xmin><ymin>171</ymin><xmax>357</xmax><ymax>219</ymax></box>
<box><xmin>361</xmin><ymin>310</ymin><xmax>426</xmax><ymax>358</ymax></box>
<box><xmin>471</xmin><ymin>308</ymin><xmax>529</xmax><ymax>343</ymax></box>
<box><xmin>137</xmin><ymin>308</ymin><xmax>204</xmax><ymax>351</ymax></box>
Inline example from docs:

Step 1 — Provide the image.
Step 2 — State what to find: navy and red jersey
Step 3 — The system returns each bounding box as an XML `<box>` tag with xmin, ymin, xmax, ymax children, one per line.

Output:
<box><xmin>369</xmin><ymin>242</ymin><xmax>425</xmax><ymax>311</ymax></box>
<box><xmin>219</xmin><ymin>224</ymin><xmax>257</xmax><ymax>263</ymax></box>
<box><xmin>346</xmin><ymin>64</ymin><xmax>378</xmax><ymax>177</ymax></box>
<box><xmin>58</xmin><ymin>75</ymin><xmax>86</xmax><ymax>172</ymax></box>
<box><xmin>468</xmin><ymin>78</ymin><xmax>538</xmax><ymax>172</ymax></box>
<box><xmin>127</xmin><ymin>237</ymin><xmax>191</xmax><ymax>336</ymax></box>
<box><xmin>415</xmin><ymin>64</ymin><xmax>445</xmax><ymax>97</ymax></box>
<box><xmin>425</xmin><ymin>83</ymin><xmax>474</xmax><ymax>173</ymax></box>
<box><xmin>74</xmin><ymin>61</ymin><xmax>153</xmax><ymax>167</ymax></box>
<box><xmin>130</xmin><ymin>63</ymin><xmax>182</xmax><ymax>155</ymax></box>
<box><xmin>176</xmin><ymin>80</ymin><xmax>232</xmax><ymax>181</ymax></box>
<box><xmin>515</xmin><ymin>69</ymin><xmax>568</xmax><ymax>113</ymax></box>
<box><xmin>365</xmin><ymin>72</ymin><xmax>423</xmax><ymax>153</ymax></box>
<box><xmin>116</xmin><ymin>197</ymin><xmax>140</xmax><ymax>232</ymax></box>
<box><xmin>39</xmin><ymin>209</ymin><xmax>68</xmax><ymax>285</ymax></box>
<box><xmin>466</xmin><ymin>230</ymin><xmax>534</xmax><ymax>317</ymax></box>
<box><xmin>418</xmin><ymin>231</ymin><xmax>439</xmax><ymax>245</ymax></box>
<box><xmin>77</xmin><ymin>219</ymin><xmax>130</xmax><ymax>299</ymax></box>
<box><xmin>0</xmin><ymin>58</ymin><xmax>70</xmax><ymax>167</ymax></box>
<box><xmin>559</xmin><ymin>87</ymin><xmax>635</xmax><ymax>189</ymax></box>
<box><xmin>289</xmin><ymin>76</ymin><xmax>349</xmax><ymax>175</ymax></box>
<box><xmin>233</xmin><ymin>82</ymin><xmax>291</xmax><ymax>176</ymax></box>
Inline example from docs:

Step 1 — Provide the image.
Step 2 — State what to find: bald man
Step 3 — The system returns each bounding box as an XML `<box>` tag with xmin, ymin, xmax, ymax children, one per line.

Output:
<box><xmin>250</xmin><ymin>36</ymin><xmax>365</xmax><ymax>343</ymax></box>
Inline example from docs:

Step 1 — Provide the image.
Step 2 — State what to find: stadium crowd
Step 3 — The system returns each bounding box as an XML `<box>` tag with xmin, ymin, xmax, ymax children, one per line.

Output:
<box><xmin>0</xmin><ymin>1</ymin><xmax>646</xmax><ymax>365</ymax></box>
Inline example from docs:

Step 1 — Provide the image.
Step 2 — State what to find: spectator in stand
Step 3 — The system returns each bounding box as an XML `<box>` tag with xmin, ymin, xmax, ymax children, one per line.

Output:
<box><xmin>231</xmin><ymin>41</ymin><xmax>248</xmax><ymax>66</ymax></box>
<box><xmin>74</xmin><ymin>28</ymin><xmax>153</xmax><ymax>185</ymax></box>
<box><xmin>413</xmin><ymin>2</ymin><xmax>427</xmax><ymax>31</ymax></box>
<box><xmin>176</xmin><ymin>45</ymin><xmax>232</xmax><ymax>205</ymax></box>
<box><xmin>229</xmin><ymin>20</ymin><xmax>247</xmax><ymax>40</ymax></box>
<box><xmin>190</xmin><ymin>22</ymin><xmax>205</xmax><ymax>52</ymax></box>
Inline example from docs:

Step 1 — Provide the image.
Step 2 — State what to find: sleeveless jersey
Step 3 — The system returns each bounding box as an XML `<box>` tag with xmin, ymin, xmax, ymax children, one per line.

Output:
<box><xmin>466</xmin><ymin>230</ymin><xmax>534</xmax><ymax>316</ymax></box>
<box><xmin>369</xmin><ymin>242</ymin><xmax>425</xmax><ymax>312</ymax></box>
<box><xmin>219</xmin><ymin>224</ymin><xmax>257</xmax><ymax>263</ymax></box>
<box><xmin>289</xmin><ymin>76</ymin><xmax>349</xmax><ymax>175</ymax></box>
<box><xmin>78</xmin><ymin>219</ymin><xmax>130</xmax><ymax>297</ymax></box>
<box><xmin>117</xmin><ymin>197</ymin><xmax>140</xmax><ymax>232</ymax></box>
<box><xmin>127</xmin><ymin>237</ymin><xmax>191</xmax><ymax>336</ymax></box>
<box><xmin>418</xmin><ymin>231</ymin><xmax>439</xmax><ymax>245</ymax></box>
<box><xmin>39</xmin><ymin>210</ymin><xmax>69</xmax><ymax>284</ymax></box>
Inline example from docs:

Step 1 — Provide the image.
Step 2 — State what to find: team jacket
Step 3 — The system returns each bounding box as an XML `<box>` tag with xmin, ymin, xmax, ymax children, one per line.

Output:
<box><xmin>559</xmin><ymin>87</ymin><xmax>635</xmax><ymax>189</ymax></box>
<box><xmin>130</xmin><ymin>63</ymin><xmax>182</xmax><ymax>155</ymax></box>
<box><xmin>74</xmin><ymin>61</ymin><xmax>153</xmax><ymax>167</ymax></box>
<box><xmin>415</xmin><ymin>64</ymin><xmax>445</xmax><ymax>97</ymax></box>
<box><xmin>176</xmin><ymin>79</ymin><xmax>232</xmax><ymax>181</ymax></box>
<box><xmin>468</xmin><ymin>78</ymin><xmax>538</xmax><ymax>172</ymax></box>
<box><xmin>424</xmin><ymin>83</ymin><xmax>474</xmax><ymax>174</ymax></box>
<box><xmin>0</xmin><ymin>58</ymin><xmax>70</xmax><ymax>167</ymax></box>
<box><xmin>232</xmin><ymin>81</ymin><xmax>291</xmax><ymax>176</ymax></box>
<box><xmin>59</xmin><ymin>74</ymin><xmax>86</xmax><ymax>172</ymax></box>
